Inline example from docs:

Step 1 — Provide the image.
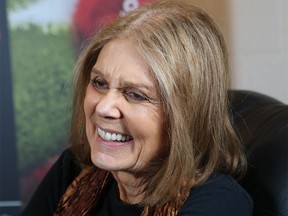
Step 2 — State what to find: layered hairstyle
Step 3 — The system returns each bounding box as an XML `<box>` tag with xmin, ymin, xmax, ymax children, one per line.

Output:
<box><xmin>69</xmin><ymin>0</ymin><xmax>247</xmax><ymax>207</ymax></box>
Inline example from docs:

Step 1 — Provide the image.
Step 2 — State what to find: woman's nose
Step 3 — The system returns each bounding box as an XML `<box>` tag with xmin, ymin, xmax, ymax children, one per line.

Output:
<box><xmin>96</xmin><ymin>91</ymin><xmax>122</xmax><ymax>119</ymax></box>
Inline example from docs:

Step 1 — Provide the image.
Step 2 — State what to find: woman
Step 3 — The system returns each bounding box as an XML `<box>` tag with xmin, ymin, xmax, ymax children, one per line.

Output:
<box><xmin>21</xmin><ymin>1</ymin><xmax>253</xmax><ymax>215</ymax></box>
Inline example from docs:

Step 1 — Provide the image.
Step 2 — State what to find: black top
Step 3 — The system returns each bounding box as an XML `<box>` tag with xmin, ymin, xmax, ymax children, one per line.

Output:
<box><xmin>20</xmin><ymin>149</ymin><xmax>253</xmax><ymax>216</ymax></box>
<box><xmin>92</xmin><ymin>180</ymin><xmax>143</xmax><ymax>215</ymax></box>
<box><xmin>179</xmin><ymin>174</ymin><xmax>253</xmax><ymax>215</ymax></box>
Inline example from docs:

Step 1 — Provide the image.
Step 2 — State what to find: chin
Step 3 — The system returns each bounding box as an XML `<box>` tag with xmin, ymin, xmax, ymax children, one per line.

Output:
<box><xmin>90</xmin><ymin>151</ymin><xmax>129</xmax><ymax>171</ymax></box>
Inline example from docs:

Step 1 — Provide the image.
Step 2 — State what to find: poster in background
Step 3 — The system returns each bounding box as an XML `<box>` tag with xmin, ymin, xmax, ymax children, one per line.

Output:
<box><xmin>3</xmin><ymin>0</ymin><xmax>153</xmax><ymax>214</ymax></box>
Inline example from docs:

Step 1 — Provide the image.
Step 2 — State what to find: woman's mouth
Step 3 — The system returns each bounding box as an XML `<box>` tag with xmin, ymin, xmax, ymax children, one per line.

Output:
<box><xmin>97</xmin><ymin>128</ymin><xmax>133</xmax><ymax>142</ymax></box>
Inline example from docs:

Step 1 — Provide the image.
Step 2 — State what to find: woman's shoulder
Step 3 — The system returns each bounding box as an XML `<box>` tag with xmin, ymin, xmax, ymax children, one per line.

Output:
<box><xmin>20</xmin><ymin>148</ymin><xmax>82</xmax><ymax>216</ymax></box>
<box><xmin>178</xmin><ymin>174</ymin><xmax>253</xmax><ymax>216</ymax></box>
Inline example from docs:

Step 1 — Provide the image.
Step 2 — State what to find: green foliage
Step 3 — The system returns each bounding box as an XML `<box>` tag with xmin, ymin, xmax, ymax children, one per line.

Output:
<box><xmin>10</xmin><ymin>24</ymin><xmax>76</xmax><ymax>172</ymax></box>
<box><xmin>7</xmin><ymin>0</ymin><xmax>41</xmax><ymax>10</ymax></box>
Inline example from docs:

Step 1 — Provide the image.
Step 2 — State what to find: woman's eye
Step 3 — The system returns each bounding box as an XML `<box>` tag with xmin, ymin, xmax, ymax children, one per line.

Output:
<box><xmin>124</xmin><ymin>90</ymin><xmax>149</xmax><ymax>102</ymax></box>
<box><xmin>90</xmin><ymin>79</ymin><xmax>108</xmax><ymax>90</ymax></box>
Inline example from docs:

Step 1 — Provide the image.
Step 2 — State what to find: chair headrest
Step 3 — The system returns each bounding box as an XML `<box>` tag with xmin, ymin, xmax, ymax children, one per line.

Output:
<box><xmin>229</xmin><ymin>90</ymin><xmax>288</xmax><ymax>216</ymax></box>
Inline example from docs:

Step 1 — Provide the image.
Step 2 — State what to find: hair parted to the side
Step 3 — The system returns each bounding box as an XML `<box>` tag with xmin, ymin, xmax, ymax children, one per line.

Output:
<box><xmin>69</xmin><ymin>0</ymin><xmax>247</xmax><ymax>207</ymax></box>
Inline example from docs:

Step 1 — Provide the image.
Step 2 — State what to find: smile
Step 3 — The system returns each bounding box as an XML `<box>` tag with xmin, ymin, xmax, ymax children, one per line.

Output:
<box><xmin>97</xmin><ymin>128</ymin><xmax>133</xmax><ymax>142</ymax></box>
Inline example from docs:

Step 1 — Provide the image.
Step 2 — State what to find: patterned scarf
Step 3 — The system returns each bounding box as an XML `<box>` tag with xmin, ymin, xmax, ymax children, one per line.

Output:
<box><xmin>54</xmin><ymin>166</ymin><xmax>188</xmax><ymax>216</ymax></box>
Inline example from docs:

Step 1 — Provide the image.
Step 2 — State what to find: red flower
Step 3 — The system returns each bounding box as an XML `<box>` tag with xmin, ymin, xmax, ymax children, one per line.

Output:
<box><xmin>72</xmin><ymin>0</ymin><xmax>154</xmax><ymax>42</ymax></box>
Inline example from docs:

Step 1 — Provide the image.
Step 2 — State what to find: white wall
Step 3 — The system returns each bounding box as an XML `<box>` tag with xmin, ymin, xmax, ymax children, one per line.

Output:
<box><xmin>229</xmin><ymin>0</ymin><xmax>288</xmax><ymax>103</ymax></box>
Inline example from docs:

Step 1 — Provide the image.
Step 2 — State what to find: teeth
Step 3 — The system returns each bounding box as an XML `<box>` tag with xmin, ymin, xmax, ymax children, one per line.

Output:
<box><xmin>105</xmin><ymin>133</ymin><xmax>111</xmax><ymax>140</ymax></box>
<box><xmin>122</xmin><ymin>136</ymin><xmax>126</xmax><ymax>141</ymax></box>
<box><xmin>111</xmin><ymin>133</ymin><xmax>117</xmax><ymax>140</ymax></box>
<box><xmin>116</xmin><ymin>134</ymin><xmax>122</xmax><ymax>141</ymax></box>
<box><xmin>97</xmin><ymin>128</ymin><xmax>132</xmax><ymax>142</ymax></box>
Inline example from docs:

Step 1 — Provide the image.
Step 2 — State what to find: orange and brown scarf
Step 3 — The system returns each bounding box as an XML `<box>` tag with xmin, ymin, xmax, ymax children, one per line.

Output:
<box><xmin>54</xmin><ymin>166</ymin><xmax>188</xmax><ymax>216</ymax></box>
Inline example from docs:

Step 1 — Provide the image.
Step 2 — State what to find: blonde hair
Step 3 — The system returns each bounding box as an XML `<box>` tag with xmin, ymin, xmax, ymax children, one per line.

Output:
<box><xmin>70</xmin><ymin>0</ymin><xmax>247</xmax><ymax>207</ymax></box>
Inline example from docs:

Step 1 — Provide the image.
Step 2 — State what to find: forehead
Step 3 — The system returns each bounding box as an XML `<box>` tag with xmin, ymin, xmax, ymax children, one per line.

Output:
<box><xmin>97</xmin><ymin>38</ymin><xmax>145</xmax><ymax>68</ymax></box>
<box><xmin>93</xmin><ymin>39</ymin><xmax>157</xmax><ymax>85</ymax></box>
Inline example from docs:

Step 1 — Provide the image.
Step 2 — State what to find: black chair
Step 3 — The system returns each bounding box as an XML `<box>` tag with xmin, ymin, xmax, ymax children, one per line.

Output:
<box><xmin>229</xmin><ymin>90</ymin><xmax>288</xmax><ymax>216</ymax></box>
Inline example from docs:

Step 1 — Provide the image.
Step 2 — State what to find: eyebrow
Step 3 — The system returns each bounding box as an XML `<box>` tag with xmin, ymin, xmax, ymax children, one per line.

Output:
<box><xmin>91</xmin><ymin>68</ymin><xmax>155</xmax><ymax>91</ymax></box>
<box><xmin>121</xmin><ymin>81</ymin><xmax>154</xmax><ymax>92</ymax></box>
<box><xmin>91</xmin><ymin>68</ymin><xmax>104</xmax><ymax>76</ymax></box>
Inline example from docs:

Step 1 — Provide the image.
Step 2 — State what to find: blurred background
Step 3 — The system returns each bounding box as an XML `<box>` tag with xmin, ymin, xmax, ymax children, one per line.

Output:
<box><xmin>0</xmin><ymin>0</ymin><xmax>287</xmax><ymax>215</ymax></box>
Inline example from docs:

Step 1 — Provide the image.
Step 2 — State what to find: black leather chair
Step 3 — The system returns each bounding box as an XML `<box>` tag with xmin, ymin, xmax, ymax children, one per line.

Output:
<box><xmin>229</xmin><ymin>90</ymin><xmax>288</xmax><ymax>216</ymax></box>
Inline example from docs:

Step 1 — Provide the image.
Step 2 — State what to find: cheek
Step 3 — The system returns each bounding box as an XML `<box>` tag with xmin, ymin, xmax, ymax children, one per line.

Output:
<box><xmin>129</xmin><ymin>107</ymin><xmax>166</xmax><ymax>151</ymax></box>
<box><xmin>147</xmin><ymin>110</ymin><xmax>167</xmax><ymax>155</ymax></box>
<box><xmin>84</xmin><ymin>86</ymin><xmax>98</xmax><ymax>117</ymax></box>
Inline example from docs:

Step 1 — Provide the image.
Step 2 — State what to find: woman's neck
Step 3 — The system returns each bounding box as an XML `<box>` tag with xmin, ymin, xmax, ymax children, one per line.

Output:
<box><xmin>111</xmin><ymin>171</ymin><xmax>146</xmax><ymax>204</ymax></box>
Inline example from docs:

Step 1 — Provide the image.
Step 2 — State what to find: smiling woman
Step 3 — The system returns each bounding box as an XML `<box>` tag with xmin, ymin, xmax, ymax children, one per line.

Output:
<box><xmin>21</xmin><ymin>1</ymin><xmax>253</xmax><ymax>215</ymax></box>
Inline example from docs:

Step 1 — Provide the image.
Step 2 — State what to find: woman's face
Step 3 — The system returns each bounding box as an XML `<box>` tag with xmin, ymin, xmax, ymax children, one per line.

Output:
<box><xmin>84</xmin><ymin>39</ymin><xmax>166</xmax><ymax>173</ymax></box>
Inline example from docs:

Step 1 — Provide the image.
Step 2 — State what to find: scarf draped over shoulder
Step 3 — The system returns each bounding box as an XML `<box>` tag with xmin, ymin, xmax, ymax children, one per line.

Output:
<box><xmin>54</xmin><ymin>166</ymin><xmax>188</xmax><ymax>216</ymax></box>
